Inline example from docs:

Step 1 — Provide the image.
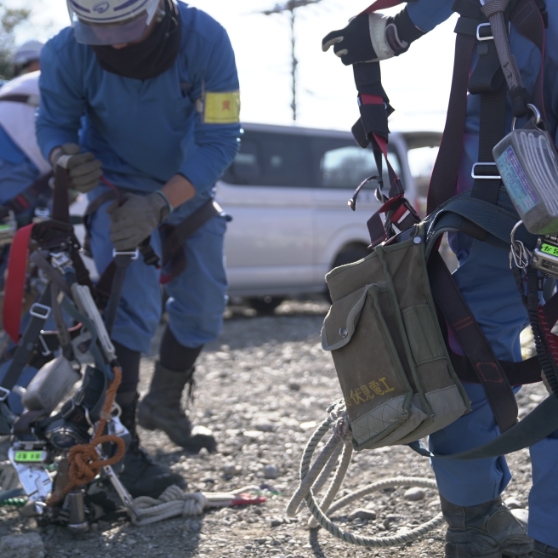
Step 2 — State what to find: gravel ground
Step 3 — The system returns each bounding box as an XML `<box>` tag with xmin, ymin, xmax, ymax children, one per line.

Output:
<box><xmin>0</xmin><ymin>298</ymin><xmax>547</xmax><ymax>558</ymax></box>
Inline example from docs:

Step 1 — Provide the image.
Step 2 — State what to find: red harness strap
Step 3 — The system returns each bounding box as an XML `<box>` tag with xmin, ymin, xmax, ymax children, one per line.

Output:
<box><xmin>3</xmin><ymin>224</ymin><xmax>34</xmax><ymax>343</ymax></box>
<box><xmin>361</xmin><ymin>0</ymin><xmax>403</xmax><ymax>15</ymax></box>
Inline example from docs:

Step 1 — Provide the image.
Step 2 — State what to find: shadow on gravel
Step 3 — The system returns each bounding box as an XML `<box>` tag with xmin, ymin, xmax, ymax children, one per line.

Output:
<box><xmin>308</xmin><ymin>528</ymin><xmax>328</xmax><ymax>558</ymax></box>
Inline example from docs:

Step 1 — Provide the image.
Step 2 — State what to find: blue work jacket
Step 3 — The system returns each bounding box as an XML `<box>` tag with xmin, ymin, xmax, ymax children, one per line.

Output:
<box><xmin>36</xmin><ymin>1</ymin><xmax>241</xmax><ymax>205</ymax></box>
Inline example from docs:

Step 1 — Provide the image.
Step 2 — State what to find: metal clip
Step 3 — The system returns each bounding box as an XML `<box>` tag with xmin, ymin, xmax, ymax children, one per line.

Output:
<box><xmin>50</xmin><ymin>252</ymin><xmax>72</xmax><ymax>273</ymax></box>
<box><xmin>471</xmin><ymin>162</ymin><xmax>501</xmax><ymax>180</ymax></box>
<box><xmin>112</xmin><ymin>249</ymin><xmax>139</xmax><ymax>260</ymax></box>
<box><xmin>509</xmin><ymin>221</ymin><xmax>531</xmax><ymax>270</ymax></box>
<box><xmin>38</xmin><ymin>335</ymin><xmax>51</xmax><ymax>357</ymax></box>
<box><xmin>476</xmin><ymin>21</ymin><xmax>511</xmax><ymax>41</ymax></box>
<box><xmin>29</xmin><ymin>303</ymin><xmax>51</xmax><ymax>320</ymax></box>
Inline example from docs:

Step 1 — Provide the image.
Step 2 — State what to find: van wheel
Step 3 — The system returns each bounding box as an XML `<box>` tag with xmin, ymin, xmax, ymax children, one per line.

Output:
<box><xmin>332</xmin><ymin>246</ymin><xmax>370</xmax><ymax>268</ymax></box>
<box><xmin>246</xmin><ymin>296</ymin><xmax>285</xmax><ymax>315</ymax></box>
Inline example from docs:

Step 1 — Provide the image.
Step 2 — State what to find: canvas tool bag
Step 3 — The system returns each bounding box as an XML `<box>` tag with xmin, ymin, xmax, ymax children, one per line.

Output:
<box><xmin>322</xmin><ymin>230</ymin><xmax>470</xmax><ymax>451</ymax></box>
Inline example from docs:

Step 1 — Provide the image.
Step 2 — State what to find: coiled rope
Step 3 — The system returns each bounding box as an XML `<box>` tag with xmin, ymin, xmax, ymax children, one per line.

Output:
<box><xmin>286</xmin><ymin>403</ymin><xmax>444</xmax><ymax>547</ymax></box>
<box><xmin>130</xmin><ymin>484</ymin><xmax>266</xmax><ymax>526</ymax></box>
<box><xmin>47</xmin><ymin>366</ymin><xmax>126</xmax><ymax>506</ymax></box>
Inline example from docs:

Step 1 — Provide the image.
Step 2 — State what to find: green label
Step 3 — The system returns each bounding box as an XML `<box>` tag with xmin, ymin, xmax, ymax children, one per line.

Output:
<box><xmin>14</xmin><ymin>451</ymin><xmax>45</xmax><ymax>463</ymax></box>
<box><xmin>541</xmin><ymin>243</ymin><xmax>558</xmax><ymax>258</ymax></box>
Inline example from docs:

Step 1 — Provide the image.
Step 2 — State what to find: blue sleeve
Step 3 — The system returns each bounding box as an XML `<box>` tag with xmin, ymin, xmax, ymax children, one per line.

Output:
<box><xmin>406</xmin><ymin>0</ymin><xmax>454</xmax><ymax>33</ymax></box>
<box><xmin>36</xmin><ymin>35</ymin><xmax>85</xmax><ymax>163</ymax></box>
<box><xmin>178</xmin><ymin>24</ymin><xmax>241</xmax><ymax>193</ymax></box>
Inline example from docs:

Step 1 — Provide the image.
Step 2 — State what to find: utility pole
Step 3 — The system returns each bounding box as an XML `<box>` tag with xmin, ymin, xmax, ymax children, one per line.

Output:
<box><xmin>260</xmin><ymin>0</ymin><xmax>323</xmax><ymax>122</ymax></box>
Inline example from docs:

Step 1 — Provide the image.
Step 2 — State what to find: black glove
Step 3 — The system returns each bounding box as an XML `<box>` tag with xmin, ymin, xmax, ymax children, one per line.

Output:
<box><xmin>322</xmin><ymin>9</ymin><xmax>425</xmax><ymax>66</ymax></box>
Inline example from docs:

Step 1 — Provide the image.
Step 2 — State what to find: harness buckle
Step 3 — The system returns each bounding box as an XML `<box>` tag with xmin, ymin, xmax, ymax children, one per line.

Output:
<box><xmin>0</xmin><ymin>386</ymin><xmax>9</xmax><ymax>402</ymax></box>
<box><xmin>471</xmin><ymin>162</ymin><xmax>501</xmax><ymax>180</ymax></box>
<box><xmin>29</xmin><ymin>303</ymin><xmax>51</xmax><ymax>320</ymax></box>
<box><xmin>476</xmin><ymin>21</ymin><xmax>511</xmax><ymax>42</ymax></box>
<box><xmin>50</xmin><ymin>252</ymin><xmax>72</xmax><ymax>273</ymax></box>
<box><xmin>112</xmin><ymin>249</ymin><xmax>139</xmax><ymax>260</ymax></box>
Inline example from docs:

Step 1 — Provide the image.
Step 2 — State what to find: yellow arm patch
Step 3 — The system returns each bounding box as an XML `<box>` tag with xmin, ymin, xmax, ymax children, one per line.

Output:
<box><xmin>203</xmin><ymin>91</ymin><xmax>240</xmax><ymax>124</ymax></box>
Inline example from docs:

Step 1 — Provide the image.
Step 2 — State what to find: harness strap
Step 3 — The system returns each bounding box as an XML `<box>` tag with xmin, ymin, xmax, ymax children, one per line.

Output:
<box><xmin>428</xmin><ymin>251</ymin><xmax>518</xmax><ymax>432</ymax></box>
<box><xmin>160</xmin><ymin>198</ymin><xmax>221</xmax><ymax>284</ymax></box>
<box><xmin>0</xmin><ymin>287</ymin><xmax>52</xmax><ymax>393</ymax></box>
<box><xmin>426</xmin><ymin>26</ymin><xmax>476</xmax><ymax>214</ymax></box>
<box><xmin>435</xmin><ymin>394</ymin><xmax>558</xmax><ymax>460</ymax></box>
<box><xmin>0</xmin><ymin>94</ymin><xmax>39</xmax><ymax>106</ymax></box>
<box><xmin>427</xmin><ymin>0</ymin><xmax>547</xmax><ymax>214</ymax></box>
<box><xmin>3</xmin><ymin>224</ymin><xmax>35</xmax><ymax>343</ymax></box>
<box><xmin>449</xmin><ymin>349</ymin><xmax>541</xmax><ymax>385</ymax></box>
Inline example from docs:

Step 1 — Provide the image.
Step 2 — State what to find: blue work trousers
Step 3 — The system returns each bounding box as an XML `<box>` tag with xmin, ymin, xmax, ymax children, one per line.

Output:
<box><xmin>429</xmin><ymin>238</ymin><xmax>558</xmax><ymax>547</ymax></box>
<box><xmin>87</xmin><ymin>187</ymin><xmax>229</xmax><ymax>354</ymax></box>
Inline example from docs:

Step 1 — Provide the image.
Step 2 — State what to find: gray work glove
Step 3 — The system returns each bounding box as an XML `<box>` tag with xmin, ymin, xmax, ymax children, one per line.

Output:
<box><xmin>107</xmin><ymin>191</ymin><xmax>171</xmax><ymax>252</ymax></box>
<box><xmin>51</xmin><ymin>143</ymin><xmax>103</xmax><ymax>193</ymax></box>
<box><xmin>322</xmin><ymin>10</ymin><xmax>425</xmax><ymax>66</ymax></box>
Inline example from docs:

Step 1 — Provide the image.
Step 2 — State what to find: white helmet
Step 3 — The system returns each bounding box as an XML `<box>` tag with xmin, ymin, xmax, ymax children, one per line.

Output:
<box><xmin>66</xmin><ymin>0</ymin><xmax>162</xmax><ymax>45</ymax></box>
<box><xmin>13</xmin><ymin>40</ymin><xmax>43</xmax><ymax>70</ymax></box>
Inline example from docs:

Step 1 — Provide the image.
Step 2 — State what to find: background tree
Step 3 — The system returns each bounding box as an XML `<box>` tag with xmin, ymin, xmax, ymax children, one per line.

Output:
<box><xmin>0</xmin><ymin>2</ymin><xmax>31</xmax><ymax>80</ymax></box>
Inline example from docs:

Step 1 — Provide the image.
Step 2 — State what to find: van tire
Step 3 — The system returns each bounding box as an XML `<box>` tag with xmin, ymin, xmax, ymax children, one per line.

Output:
<box><xmin>332</xmin><ymin>246</ymin><xmax>370</xmax><ymax>268</ymax></box>
<box><xmin>246</xmin><ymin>296</ymin><xmax>285</xmax><ymax>315</ymax></box>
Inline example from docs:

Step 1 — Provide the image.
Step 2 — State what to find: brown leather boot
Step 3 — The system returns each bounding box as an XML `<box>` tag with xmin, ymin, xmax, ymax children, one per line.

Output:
<box><xmin>440</xmin><ymin>494</ymin><xmax>533</xmax><ymax>558</ymax></box>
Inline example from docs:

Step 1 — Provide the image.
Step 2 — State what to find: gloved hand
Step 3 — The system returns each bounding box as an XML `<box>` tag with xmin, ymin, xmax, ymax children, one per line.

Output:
<box><xmin>107</xmin><ymin>191</ymin><xmax>171</xmax><ymax>252</ymax></box>
<box><xmin>51</xmin><ymin>143</ymin><xmax>103</xmax><ymax>193</ymax></box>
<box><xmin>322</xmin><ymin>10</ymin><xmax>424</xmax><ymax>66</ymax></box>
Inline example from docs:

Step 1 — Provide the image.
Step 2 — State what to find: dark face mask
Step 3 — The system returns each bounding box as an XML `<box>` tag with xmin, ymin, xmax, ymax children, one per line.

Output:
<box><xmin>91</xmin><ymin>0</ymin><xmax>181</xmax><ymax>81</ymax></box>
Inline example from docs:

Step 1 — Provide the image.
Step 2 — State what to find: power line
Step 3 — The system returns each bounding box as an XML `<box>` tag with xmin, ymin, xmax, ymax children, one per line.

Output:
<box><xmin>257</xmin><ymin>0</ymin><xmax>323</xmax><ymax>121</ymax></box>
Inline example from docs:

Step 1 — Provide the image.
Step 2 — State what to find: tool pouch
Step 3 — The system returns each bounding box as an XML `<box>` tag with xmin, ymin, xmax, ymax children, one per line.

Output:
<box><xmin>322</xmin><ymin>234</ymin><xmax>470</xmax><ymax>451</ymax></box>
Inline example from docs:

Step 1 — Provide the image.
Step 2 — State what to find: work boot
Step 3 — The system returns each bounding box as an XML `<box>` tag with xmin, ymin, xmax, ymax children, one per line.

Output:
<box><xmin>116</xmin><ymin>392</ymin><xmax>187</xmax><ymax>499</ymax></box>
<box><xmin>534</xmin><ymin>541</ymin><xmax>558</xmax><ymax>557</ymax></box>
<box><xmin>440</xmin><ymin>494</ymin><xmax>533</xmax><ymax>558</ymax></box>
<box><xmin>137</xmin><ymin>362</ymin><xmax>217</xmax><ymax>453</ymax></box>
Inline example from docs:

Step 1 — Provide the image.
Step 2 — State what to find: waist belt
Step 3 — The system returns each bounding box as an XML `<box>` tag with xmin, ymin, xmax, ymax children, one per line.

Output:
<box><xmin>85</xmin><ymin>192</ymin><xmax>221</xmax><ymax>287</ymax></box>
<box><xmin>160</xmin><ymin>198</ymin><xmax>222</xmax><ymax>284</ymax></box>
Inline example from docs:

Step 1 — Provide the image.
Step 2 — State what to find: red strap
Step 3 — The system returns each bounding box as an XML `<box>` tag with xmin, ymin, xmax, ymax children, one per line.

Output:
<box><xmin>362</xmin><ymin>0</ymin><xmax>404</xmax><ymax>15</ymax></box>
<box><xmin>3</xmin><ymin>224</ymin><xmax>34</xmax><ymax>343</ymax></box>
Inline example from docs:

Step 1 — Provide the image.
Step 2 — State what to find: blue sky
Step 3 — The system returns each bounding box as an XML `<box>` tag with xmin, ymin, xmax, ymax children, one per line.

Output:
<box><xmin>21</xmin><ymin>0</ymin><xmax>458</xmax><ymax>132</ymax></box>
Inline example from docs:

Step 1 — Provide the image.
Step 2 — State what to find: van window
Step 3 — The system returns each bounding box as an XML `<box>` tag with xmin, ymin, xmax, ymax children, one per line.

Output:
<box><xmin>311</xmin><ymin>138</ymin><xmax>401</xmax><ymax>190</ymax></box>
<box><xmin>222</xmin><ymin>131</ymin><xmax>312</xmax><ymax>187</ymax></box>
<box><xmin>407</xmin><ymin>145</ymin><xmax>439</xmax><ymax>199</ymax></box>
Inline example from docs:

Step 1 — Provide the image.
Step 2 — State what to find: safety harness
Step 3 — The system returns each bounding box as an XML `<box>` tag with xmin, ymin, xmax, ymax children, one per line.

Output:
<box><xmin>0</xmin><ymin>157</ymin><xmax>136</xmax><ymax>527</ymax></box>
<box><xmin>350</xmin><ymin>0</ymin><xmax>556</xmax><ymax>438</ymax></box>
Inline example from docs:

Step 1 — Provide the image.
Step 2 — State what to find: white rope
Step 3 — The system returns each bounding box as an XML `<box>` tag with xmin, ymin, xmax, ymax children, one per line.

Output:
<box><xmin>130</xmin><ymin>484</ymin><xmax>264</xmax><ymax>526</ymax></box>
<box><xmin>287</xmin><ymin>408</ymin><xmax>445</xmax><ymax>548</ymax></box>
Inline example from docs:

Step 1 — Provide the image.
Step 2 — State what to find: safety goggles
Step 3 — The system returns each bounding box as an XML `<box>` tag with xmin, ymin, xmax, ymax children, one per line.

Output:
<box><xmin>69</xmin><ymin>0</ymin><xmax>160</xmax><ymax>46</ymax></box>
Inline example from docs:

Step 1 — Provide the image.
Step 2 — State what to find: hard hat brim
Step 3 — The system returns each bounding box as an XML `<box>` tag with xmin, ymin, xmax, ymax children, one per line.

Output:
<box><xmin>70</xmin><ymin>10</ymin><xmax>151</xmax><ymax>45</ymax></box>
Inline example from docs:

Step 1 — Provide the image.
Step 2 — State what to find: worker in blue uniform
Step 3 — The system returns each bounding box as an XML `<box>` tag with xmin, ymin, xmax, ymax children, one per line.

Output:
<box><xmin>323</xmin><ymin>1</ymin><xmax>558</xmax><ymax>557</ymax></box>
<box><xmin>37</xmin><ymin>0</ymin><xmax>240</xmax><ymax>498</ymax></box>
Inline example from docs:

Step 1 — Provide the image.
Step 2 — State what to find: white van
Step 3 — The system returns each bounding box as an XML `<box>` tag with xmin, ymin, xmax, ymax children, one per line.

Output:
<box><xmin>72</xmin><ymin>123</ymin><xmax>441</xmax><ymax>312</ymax></box>
<box><xmin>217</xmin><ymin>122</ymin><xmax>441</xmax><ymax>312</ymax></box>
